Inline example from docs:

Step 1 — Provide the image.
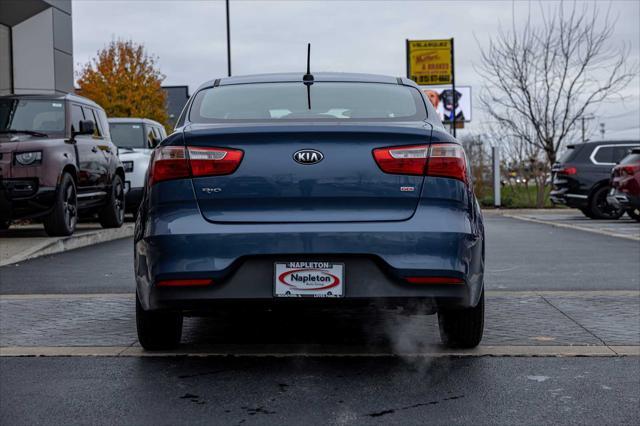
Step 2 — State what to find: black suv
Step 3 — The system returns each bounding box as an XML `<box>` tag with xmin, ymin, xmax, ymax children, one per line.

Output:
<box><xmin>551</xmin><ymin>140</ymin><xmax>640</xmax><ymax>219</ymax></box>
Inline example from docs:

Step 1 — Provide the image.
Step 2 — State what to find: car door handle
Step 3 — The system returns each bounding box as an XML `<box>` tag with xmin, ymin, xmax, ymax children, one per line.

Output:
<box><xmin>91</xmin><ymin>146</ymin><xmax>99</xmax><ymax>153</ymax></box>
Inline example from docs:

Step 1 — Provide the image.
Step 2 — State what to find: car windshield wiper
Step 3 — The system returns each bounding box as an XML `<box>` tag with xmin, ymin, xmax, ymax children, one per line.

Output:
<box><xmin>117</xmin><ymin>146</ymin><xmax>136</xmax><ymax>152</ymax></box>
<box><xmin>0</xmin><ymin>129</ymin><xmax>48</xmax><ymax>137</ymax></box>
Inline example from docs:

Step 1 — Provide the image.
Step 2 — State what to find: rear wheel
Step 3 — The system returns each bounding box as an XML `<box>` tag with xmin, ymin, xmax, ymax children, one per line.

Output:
<box><xmin>136</xmin><ymin>296</ymin><xmax>183</xmax><ymax>350</ymax></box>
<box><xmin>438</xmin><ymin>290</ymin><xmax>484</xmax><ymax>348</ymax></box>
<box><xmin>99</xmin><ymin>175</ymin><xmax>125</xmax><ymax>228</ymax></box>
<box><xmin>588</xmin><ymin>186</ymin><xmax>624</xmax><ymax>220</ymax></box>
<box><xmin>627</xmin><ymin>208</ymin><xmax>640</xmax><ymax>222</ymax></box>
<box><xmin>43</xmin><ymin>173</ymin><xmax>77</xmax><ymax>237</ymax></box>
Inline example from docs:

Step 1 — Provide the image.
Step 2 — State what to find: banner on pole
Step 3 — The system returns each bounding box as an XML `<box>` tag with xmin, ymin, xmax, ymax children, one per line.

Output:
<box><xmin>406</xmin><ymin>39</ymin><xmax>452</xmax><ymax>85</ymax></box>
<box><xmin>420</xmin><ymin>85</ymin><xmax>472</xmax><ymax>123</ymax></box>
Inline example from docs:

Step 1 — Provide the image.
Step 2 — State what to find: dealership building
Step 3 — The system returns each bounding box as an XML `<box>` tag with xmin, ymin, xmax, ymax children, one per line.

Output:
<box><xmin>0</xmin><ymin>0</ymin><xmax>73</xmax><ymax>96</ymax></box>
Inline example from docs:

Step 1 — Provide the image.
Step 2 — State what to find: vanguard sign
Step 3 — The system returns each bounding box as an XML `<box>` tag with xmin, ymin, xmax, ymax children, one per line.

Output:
<box><xmin>406</xmin><ymin>39</ymin><xmax>453</xmax><ymax>85</ymax></box>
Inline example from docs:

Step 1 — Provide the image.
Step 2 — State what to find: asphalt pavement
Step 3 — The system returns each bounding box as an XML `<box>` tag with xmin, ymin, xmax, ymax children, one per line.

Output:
<box><xmin>1</xmin><ymin>213</ymin><xmax>639</xmax><ymax>425</ymax></box>
<box><xmin>485</xmin><ymin>215</ymin><xmax>640</xmax><ymax>291</ymax></box>
<box><xmin>1</xmin><ymin>357</ymin><xmax>639</xmax><ymax>425</ymax></box>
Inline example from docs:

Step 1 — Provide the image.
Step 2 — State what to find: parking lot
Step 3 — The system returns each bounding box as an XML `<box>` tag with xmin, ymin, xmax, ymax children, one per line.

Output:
<box><xmin>1</xmin><ymin>212</ymin><xmax>639</xmax><ymax>424</ymax></box>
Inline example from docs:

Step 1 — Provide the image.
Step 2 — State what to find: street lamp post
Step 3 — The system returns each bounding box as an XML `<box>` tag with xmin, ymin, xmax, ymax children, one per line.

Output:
<box><xmin>226</xmin><ymin>0</ymin><xmax>231</xmax><ymax>77</ymax></box>
<box><xmin>581</xmin><ymin>115</ymin><xmax>595</xmax><ymax>143</ymax></box>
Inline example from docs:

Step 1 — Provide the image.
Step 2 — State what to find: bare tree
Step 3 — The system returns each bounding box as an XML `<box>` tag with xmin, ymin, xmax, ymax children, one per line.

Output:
<box><xmin>476</xmin><ymin>1</ymin><xmax>637</xmax><ymax>166</ymax></box>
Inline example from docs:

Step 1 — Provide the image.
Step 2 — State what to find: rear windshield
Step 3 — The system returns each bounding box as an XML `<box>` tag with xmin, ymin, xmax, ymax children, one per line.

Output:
<box><xmin>109</xmin><ymin>123</ymin><xmax>145</xmax><ymax>148</ymax></box>
<box><xmin>0</xmin><ymin>99</ymin><xmax>65</xmax><ymax>133</ymax></box>
<box><xmin>189</xmin><ymin>82</ymin><xmax>427</xmax><ymax>123</ymax></box>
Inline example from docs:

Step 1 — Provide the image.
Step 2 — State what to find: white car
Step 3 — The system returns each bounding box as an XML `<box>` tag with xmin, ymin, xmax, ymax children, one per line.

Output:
<box><xmin>108</xmin><ymin>118</ymin><xmax>167</xmax><ymax>216</ymax></box>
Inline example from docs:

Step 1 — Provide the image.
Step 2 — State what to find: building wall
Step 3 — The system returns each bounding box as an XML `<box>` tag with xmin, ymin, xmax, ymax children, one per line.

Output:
<box><xmin>0</xmin><ymin>24</ymin><xmax>11</xmax><ymax>95</ymax></box>
<box><xmin>0</xmin><ymin>0</ymin><xmax>73</xmax><ymax>95</ymax></box>
<box><xmin>12</xmin><ymin>8</ymin><xmax>55</xmax><ymax>94</ymax></box>
<box><xmin>163</xmin><ymin>86</ymin><xmax>190</xmax><ymax>129</ymax></box>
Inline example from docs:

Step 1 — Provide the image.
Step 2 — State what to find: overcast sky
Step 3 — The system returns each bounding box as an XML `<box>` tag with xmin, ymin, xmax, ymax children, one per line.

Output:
<box><xmin>72</xmin><ymin>0</ymin><xmax>639</xmax><ymax>140</ymax></box>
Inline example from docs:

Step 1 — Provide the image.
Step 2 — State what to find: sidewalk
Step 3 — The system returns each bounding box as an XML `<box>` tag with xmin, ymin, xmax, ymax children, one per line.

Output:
<box><xmin>0</xmin><ymin>223</ymin><xmax>134</xmax><ymax>267</ymax></box>
<box><xmin>1</xmin><ymin>291</ymin><xmax>638</xmax><ymax>356</ymax></box>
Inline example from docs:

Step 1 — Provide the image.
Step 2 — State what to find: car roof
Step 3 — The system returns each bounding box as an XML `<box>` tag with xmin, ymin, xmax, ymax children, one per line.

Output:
<box><xmin>576</xmin><ymin>140</ymin><xmax>640</xmax><ymax>147</ymax></box>
<box><xmin>0</xmin><ymin>93</ymin><xmax>103</xmax><ymax>110</ymax></box>
<box><xmin>108</xmin><ymin>117</ymin><xmax>164</xmax><ymax>127</ymax></box>
<box><xmin>195</xmin><ymin>72</ymin><xmax>416</xmax><ymax>91</ymax></box>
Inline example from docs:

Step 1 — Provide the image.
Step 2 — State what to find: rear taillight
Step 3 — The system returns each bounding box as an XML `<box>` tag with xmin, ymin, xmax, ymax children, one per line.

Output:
<box><xmin>427</xmin><ymin>144</ymin><xmax>467</xmax><ymax>181</ymax></box>
<box><xmin>148</xmin><ymin>146</ymin><xmax>244</xmax><ymax>185</ymax></box>
<box><xmin>620</xmin><ymin>164</ymin><xmax>640</xmax><ymax>177</ymax></box>
<box><xmin>189</xmin><ymin>146</ymin><xmax>244</xmax><ymax>177</ymax></box>
<box><xmin>148</xmin><ymin>146</ymin><xmax>189</xmax><ymax>186</ymax></box>
<box><xmin>156</xmin><ymin>278</ymin><xmax>213</xmax><ymax>287</ymax></box>
<box><xmin>558</xmin><ymin>167</ymin><xmax>577</xmax><ymax>175</ymax></box>
<box><xmin>405</xmin><ymin>276</ymin><xmax>464</xmax><ymax>284</ymax></box>
<box><xmin>372</xmin><ymin>144</ymin><xmax>428</xmax><ymax>175</ymax></box>
<box><xmin>372</xmin><ymin>143</ymin><xmax>467</xmax><ymax>182</ymax></box>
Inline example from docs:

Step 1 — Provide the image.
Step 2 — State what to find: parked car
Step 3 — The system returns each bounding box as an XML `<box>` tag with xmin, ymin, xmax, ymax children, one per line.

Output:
<box><xmin>108</xmin><ymin>118</ymin><xmax>166</xmax><ymax>216</ymax></box>
<box><xmin>550</xmin><ymin>140</ymin><xmax>640</xmax><ymax>219</ymax></box>
<box><xmin>607</xmin><ymin>147</ymin><xmax>640</xmax><ymax>221</ymax></box>
<box><xmin>134</xmin><ymin>72</ymin><xmax>485</xmax><ymax>350</ymax></box>
<box><xmin>0</xmin><ymin>94</ymin><xmax>125</xmax><ymax>235</ymax></box>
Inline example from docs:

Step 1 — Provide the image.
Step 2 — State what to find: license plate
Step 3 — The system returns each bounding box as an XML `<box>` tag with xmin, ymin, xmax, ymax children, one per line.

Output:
<box><xmin>274</xmin><ymin>261</ymin><xmax>344</xmax><ymax>298</ymax></box>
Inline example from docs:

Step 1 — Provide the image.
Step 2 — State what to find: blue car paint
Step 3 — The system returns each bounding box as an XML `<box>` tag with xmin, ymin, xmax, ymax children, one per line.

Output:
<box><xmin>187</xmin><ymin>126</ymin><xmax>431</xmax><ymax>223</ymax></box>
<box><xmin>134</xmin><ymin>73</ymin><xmax>484</xmax><ymax>311</ymax></box>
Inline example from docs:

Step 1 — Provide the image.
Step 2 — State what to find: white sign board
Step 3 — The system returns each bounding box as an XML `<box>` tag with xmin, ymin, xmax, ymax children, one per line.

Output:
<box><xmin>420</xmin><ymin>86</ymin><xmax>472</xmax><ymax>123</ymax></box>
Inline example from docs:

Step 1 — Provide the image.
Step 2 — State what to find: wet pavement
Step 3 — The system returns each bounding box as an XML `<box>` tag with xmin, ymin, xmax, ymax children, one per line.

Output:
<box><xmin>1</xmin><ymin>213</ymin><xmax>639</xmax><ymax>424</ymax></box>
<box><xmin>2</xmin><ymin>357</ymin><xmax>639</xmax><ymax>425</ymax></box>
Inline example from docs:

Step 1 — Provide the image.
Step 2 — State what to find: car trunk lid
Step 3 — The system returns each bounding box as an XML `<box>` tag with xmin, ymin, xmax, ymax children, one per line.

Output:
<box><xmin>185</xmin><ymin>123</ymin><xmax>432</xmax><ymax>223</ymax></box>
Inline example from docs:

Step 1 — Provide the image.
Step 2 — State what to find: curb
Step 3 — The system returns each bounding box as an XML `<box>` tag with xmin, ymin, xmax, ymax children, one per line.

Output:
<box><xmin>0</xmin><ymin>224</ymin><xmax>134</xmax><ymax>267</ymax></box>
<box><xmin>502</xmin><ymin>213</ymin><xmax>640</xmax><ymax>241</ymax></box>
<box><xmin>1</xmin><ymin>345</ymin><xmax>638</xmax><ymax>358</ymax></box>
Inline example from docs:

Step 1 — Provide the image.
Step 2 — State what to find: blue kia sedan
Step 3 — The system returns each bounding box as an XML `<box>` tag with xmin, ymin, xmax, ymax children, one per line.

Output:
<box><xmin>134</xmin><ymin>72</ymin><xmax>485</xmax><ymax>350</ymax></box>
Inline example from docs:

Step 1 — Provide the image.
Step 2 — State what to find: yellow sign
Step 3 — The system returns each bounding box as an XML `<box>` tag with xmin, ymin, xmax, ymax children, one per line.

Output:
<box><xmin>407</xmin><ymin>39</ymin><xmax>452</xmax><ymax>85</ymax></box>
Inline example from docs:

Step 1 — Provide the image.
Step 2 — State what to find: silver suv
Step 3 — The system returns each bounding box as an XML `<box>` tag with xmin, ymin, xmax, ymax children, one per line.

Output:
<box><xmin>108</xmin><ymin>118</ymin><xmax>166</xmax><ymax>217</ymax></box>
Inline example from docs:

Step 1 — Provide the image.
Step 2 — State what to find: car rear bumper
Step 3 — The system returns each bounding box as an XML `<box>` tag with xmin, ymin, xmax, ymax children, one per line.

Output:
<box><xmin>135</xmin><ymin>191</ymin><xmax>484</xmax><ymax>312</ymax></box>
<box><xmin>549</xmin><ymin>189</ymin><xmax>589</xmax><ymax>208</ymax></box>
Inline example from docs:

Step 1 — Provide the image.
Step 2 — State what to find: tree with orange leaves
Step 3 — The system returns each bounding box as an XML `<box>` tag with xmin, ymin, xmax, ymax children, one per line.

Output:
<box><xmin>76</xmin><ymin>40</ymin><xmax>168</xmax><ymax>129</ymax></box>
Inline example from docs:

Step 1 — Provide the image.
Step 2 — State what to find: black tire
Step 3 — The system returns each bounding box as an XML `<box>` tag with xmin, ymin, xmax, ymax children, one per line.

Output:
<box><xmin>579</xmin><ymin>207</ymin><xmax>594</xmax><ymax>219</ymax></box>
<box><xmin>43</xmin><ymin>173</ymin><xmax>77</xmax><ymax>237</ymax></box>
<box><xmin>136</xmin><ymin>295</ymin><xmax>183</xmax><ymax>350</ymax></box>
<box><xmin>627</xmin><ymin>208</ymin><xmax>640</xmax><ymax>222</ymax></box>
<box><xmin>438</xmin><ymin>289</ymin><xmax>484</xmax><ymax>348</ymax></box>
<box><xmin>98</xmin><ymin>174</ymin><xmax>125</xmax><ymax>228</ymax></box>
<box><xmin>588</xmin><ymin>186</ymin><xmax>625</xmax><ymax>220</ymax></box>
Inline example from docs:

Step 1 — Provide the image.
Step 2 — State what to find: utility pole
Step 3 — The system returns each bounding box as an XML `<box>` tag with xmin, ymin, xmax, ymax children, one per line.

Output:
<box><xmin>226</xmin><ymin>0</ymin><xmax>231</xmax><ymax>77</ymax></box>
<box><xmin>581</xmin><ymin>115</ymin><xmax>595</xmax><ymax>143</ymax></box>
<box><xmin>492</xmin><ymin>146</ymin><xmax>501</xmax><ymax>208</ymax></box>
<box><xmin>450</xmin><ymin>38</ymin><xmax>456</xmax><ymax>138</ymax></box>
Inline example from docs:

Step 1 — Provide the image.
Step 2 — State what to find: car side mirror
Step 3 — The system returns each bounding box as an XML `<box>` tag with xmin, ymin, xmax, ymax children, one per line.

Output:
<box><xmin>150</xmin><ymin>137</ymin><xmax>161</xmax><ymax>148</ymax></box>
<box><xmin>76</xmin><ymin>120</ymin><xmax>95</xmax><ymax>136</ymax></box>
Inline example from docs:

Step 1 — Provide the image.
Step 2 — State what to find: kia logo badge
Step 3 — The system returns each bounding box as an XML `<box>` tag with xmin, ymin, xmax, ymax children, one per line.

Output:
<box><xmin>293</xmin><ymin>149</ymin><xmax>324</xmax><ymax>165</ymax></box>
